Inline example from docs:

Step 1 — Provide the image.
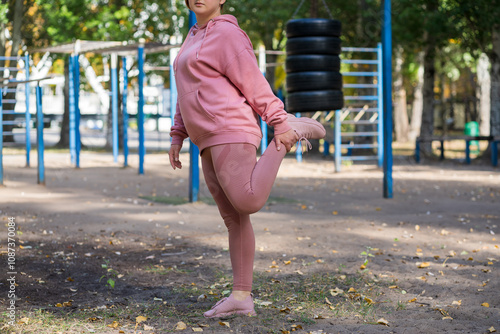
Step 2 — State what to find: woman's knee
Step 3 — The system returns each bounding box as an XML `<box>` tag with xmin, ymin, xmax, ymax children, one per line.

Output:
<box><xmin>231</xmin><ymin>197</ymin><xmax>266</xmax><ymax>215</ymax></box>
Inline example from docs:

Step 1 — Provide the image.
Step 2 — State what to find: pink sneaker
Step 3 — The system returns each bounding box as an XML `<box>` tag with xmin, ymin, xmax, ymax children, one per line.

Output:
<box><xmin>203</xmin><ymin>294</ymin><xmax>257</xmax><ymax>318</ymax></box>
<box><xmin>287</xmin><ymin>114</ymin><xmax>326</xmax><ymax>150</ymax></box>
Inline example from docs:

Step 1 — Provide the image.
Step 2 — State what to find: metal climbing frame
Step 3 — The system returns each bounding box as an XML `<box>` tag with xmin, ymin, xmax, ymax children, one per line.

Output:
<box><xmin>0</xmin><ymin>53</ymin><xmax>31</xmax><ymax>167</ymax></box>
<box><xmin>333</xmin><ymin>44</ymin><xmax>383</xmax><ymax>172</ymax></box>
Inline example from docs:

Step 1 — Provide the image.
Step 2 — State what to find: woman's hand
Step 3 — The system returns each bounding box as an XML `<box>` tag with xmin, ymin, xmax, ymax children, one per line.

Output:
<box><xmin>274</xmin><ymin>129</ymin><xmax>299</xmax><ymax>152</ymax></box>
<box><xmin>169</xmin><ymin>144</ymin><xmax>183</xmax><ymax>170</ymax></box>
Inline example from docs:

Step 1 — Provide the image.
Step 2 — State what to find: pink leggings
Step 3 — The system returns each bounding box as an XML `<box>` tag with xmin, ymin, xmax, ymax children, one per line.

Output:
<box><xmin>201</xmin><ymin>140</ymin><xmax>286</xmax><ymax>291</ymax></box>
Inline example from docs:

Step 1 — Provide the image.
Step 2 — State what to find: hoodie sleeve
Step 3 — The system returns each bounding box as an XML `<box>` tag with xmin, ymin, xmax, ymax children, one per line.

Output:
<box><xmin>170</xmin><ymin>101</ymin><xmax>189</xmax><ymax>146</ymax></box>
<box><xmin>221</xmin><ymin>31</ymin><xmax>292</xmax><ymax>135</ymax></box>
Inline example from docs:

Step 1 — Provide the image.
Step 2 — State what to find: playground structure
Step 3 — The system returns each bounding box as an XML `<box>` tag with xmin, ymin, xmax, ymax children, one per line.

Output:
<box><xmin>0</xmin><ymin>1</ymin><xmax>395</xmax><ymax>199</ymax></box>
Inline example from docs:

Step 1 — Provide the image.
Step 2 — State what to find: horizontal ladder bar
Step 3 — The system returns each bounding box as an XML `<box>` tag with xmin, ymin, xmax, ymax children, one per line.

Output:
<box><xmin>343</xmin><ymin>84</ymin><xmax>378</xmax><ymax>88</ymax></box>
<box><xmin>344</xmin><ymin>96</ymin><xmax>378</xmax><ymax>100</ymax></box>
<box><xmin>341</xmin><ymin>47</ymin><xmax>379</xmax><ymax>52</ymax></box>
<box><xmin>341</xmin><ymin>59</ymin><xmax>379</xmax><ymax>65</ymax></box>
<box><xmin>2</xmin><ymin>131</ymin><xmax>26</xmax><ymax>136</ymax></box>
<box><xmin>341</xmin><ymin>120</ymin><xmax>378</xmax><ymax>125</ymax></box>
<box><xmin>1</xmin><ymin>120</ymin><xmax>26</xmax><ymax>125</ymax></box>
<box><xmin>343</xmin><ymin>72</ymin><xmax>379</xmax><ymax>77</ymax></box>
<box><xmin>340</xmin><ymin>156</ymin><xmax>379</xmax><ymax>161</ymax></box>
<box><xmin>0</xmin><ymin>67</ymin><xmax>23</xmax><ymax>71</ymax></box>
<box><xmin>341</xmin><ymin>143</ymin><xmax>378</xmax><ymax>148</ymax></box>
<box><xmin>0</xmin><ymin>56</ymin><xmax>23</xmax><ymax>60</ymax></box>
<box><xmin>1</xmin><ymin>111</ymin><xmax>26</xmax><ymax>115</ymax></box>
<box><xmin>341</xmin><ymin>132</ymin><xmax>379</xmax><ymax>137</ymax></box>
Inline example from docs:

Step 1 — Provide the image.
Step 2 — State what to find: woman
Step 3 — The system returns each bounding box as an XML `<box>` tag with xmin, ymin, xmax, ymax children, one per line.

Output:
<box><xmin>169</xmin><ymin>0</ymin><xmax>325</xmax><ymax>318</ymax></box>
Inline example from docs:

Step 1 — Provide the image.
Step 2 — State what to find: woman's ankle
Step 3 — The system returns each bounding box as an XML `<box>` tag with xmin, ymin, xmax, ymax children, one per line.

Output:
<box><xmin>232</xmin><ymin>290</ymin><xmax>251</xmax><ymax>301</ymax></box>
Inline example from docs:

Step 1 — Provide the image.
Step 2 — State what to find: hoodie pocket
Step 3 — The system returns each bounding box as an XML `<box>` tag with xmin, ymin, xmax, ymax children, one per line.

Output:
<box><xmin>178</xmin><ymin>90</ymin><xmax>217</xmax><ymax>141</ymax></box>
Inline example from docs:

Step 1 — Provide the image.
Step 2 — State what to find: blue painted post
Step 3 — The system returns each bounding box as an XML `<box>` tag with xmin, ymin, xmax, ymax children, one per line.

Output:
<box><xmin>334</xmin><ymin>110</ymin><xmax>341</xmax><ymax>172</ymax></box>
<box><xmin>25</xmin><ymin>53</ymin><xmax>31</xmax><ymax>167</ymax></box>
<box><xmin>138</xmin><ymin>41</ymin><xmax>146</xmax><ymax>175</ymax></box>
<box><xmin>492</xmin><ymin>140</ymin><xmax>498</xmax><ymax>167</ymax></box>
<box><xmin>111</xmin><ymin>53</ymin><xmax>119</xmax><ymax>163</ymax></box>
<box><xmin>376</xmin><ymin>43</ymin><xmax>384</xmax><ymax>168</ymax></box>
<box><xmin>415</xmin><ymin>140</ymin><xmax>420</xmax><ymax>163</ymax></box>
<box><xmin>258</xmin><ymin>45</ymin><xmax>268</xmax><ymax>153</ymax></box>
<box><xmin>69</xmin><ymin>56</ymin><xmax>76</xmax><ymax>165</ymax></box>
<box><xmin>73</xmin><ymin>54</ymin><xmax>81</xmax><ymax>168</ymax></box>
<box><xmin>323</xmin><ymin>140</ymin><xmax>330</xmax><ymax>157</ymax></box>
<box><xmin>122</xmin><ymin>57</ymin><xmax>129</xmax><ymax>167</ymax></box>
<box><xmin>0</xmin><ymin>88</ymin><xmax>3</xmax><ymax>185</ymax></box>
<box><xmin>188</xmin><ymin>10</ymin><xmax>200</xmax><ymax>202</ymax></box>
<box><xmin>465</xmin><ymin>140</ymin><xmax>471</xmax><ymax>164</ymax></box>
<box><xmin>440</xmin><ymin>140</ymin><xmax>444</xmax><ymax>160</ymax></box>
<box><xmin>295</xmin><ymin>112</ymin><xmax>303</xmax><ymax>162</ymax></box>
<box><xmin>382</xmin><ymin>0</ymin><xmax>393</xmax><ymax>199</ymax></box>
<box><xmin>36</xmin><ymin>86</ymin><xmax>45</xmax><ymax>185</ymax></box>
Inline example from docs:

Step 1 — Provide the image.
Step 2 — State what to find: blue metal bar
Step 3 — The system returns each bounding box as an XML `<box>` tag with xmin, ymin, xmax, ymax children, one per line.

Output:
<box><xmin>344</xmin><ymin>96</ymin><xmax>378</xmax><ymax>100</ymax></box>
<box><xmin>295</xmin><ymin>113</ymin><xmax>302</xmax><ymax>162</ymax></box>
<box><xmin>492</xmin><ymin>140</ymin><xmax>498</xmax><ymax>167</ymax></box>
<box><xmin>342</xmin><ymin>47</ymin><xmax>379</xmax><ymax>52</ymax></box>
<box><xmin>465</xmin><ymin>140</ymin><xmax>471</xmax><ymax>164</ymax></box>
<box><xmin>0</xmin><ymin>88</ymin><xmax>3</xmax><ymax>185</ymax></box>
<box><xmin>122</xmin><ymin>57</ymin><xmax>129</xmax><ymax>167</ymax></box>
<box><xmin>340</xmin><ymin>156</ymin><xmax>379</xmax><ymax>161</ymax></box>
<box><xmin>111</xmin><ymin>54</ymin><xmax>119</xmax><ymax>163</ymax></box>
<box><xmin>0</xmin><ymin>56</ymin><xmax>21</xmax><ymax>60</ymax></box>
<box><xmin>68</xmin><ymin>56</ymin><xmax>76</xmax><ymax>165</ymax></box>
<box><xmin>323</xmin><ymin>140</ymin><xmax>330</xmax><ymax>157</ymax></box>
<box><xmin>415</xmin><ymin>140</ymin><xmax>420</xmax><ymax>163</ymax></box>
<box><xmin>382</xmin><ymin>0</ymin><xmax>393</xmax><ymax>199</ymax></box>
<box><xmin>343</xmin><ymin>72</ymin><xmax>379</xmax><ymax>76</ymax></box>
<box><xmin>377</xmin><ymin>43</ymin><xmax>384</xmax><ymax>168</ymax></box>
<box><xmin>73</xmin><ymin>54</ymin><xmax>81</xmax><ymax>168</ymax></box>
<box><xmin>138</xmin><ymin>44</ymin><xmax>145</xmax><ymax>175</ymax></box>
<box><xmin>25</xmin><ymin>53</ymin><xmax>30</xmax><ymax>167</ymax></box>
<box><xmin>341</xmin><ymin>144</ymin><xmax>377</xmax><ymax>149</ymax></box>
<box><xmin>0</xmin><ymin>67</ymin><xmax>21</xmax><ymax>71</ymax></box>
<box><xmin>36</xmin><ymin>86</ymin><xmax>44</xmax><ymax>185</ymax></box>
<box><xmin>341</xmin><ymin>60</ymin><xmax>379</xmax><ymax>65</ymax></box>
<box><xmin>334</xmin><ymin>110</ymin><xmax>341</xmax><ymax>172</ymax></box>
<box><xmin>188</xmin><ymin>10</ymin><xmax>199</xmax><ymax>202</ymax></box>
<box><xmin>343</xmin><ymin>84</ymin><xmax>378</xmax><ymax>88</ymax></box>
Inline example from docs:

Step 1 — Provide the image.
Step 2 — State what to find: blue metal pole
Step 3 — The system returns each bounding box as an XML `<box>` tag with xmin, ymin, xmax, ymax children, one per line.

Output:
<box><xmin>492</xmin><ymin>140</ymin><xmax>498</xmax><ymax>167</ymax></box>
<box><xmin>169</xmin><ymin>49</ymin><xmax>178</xmax><ymax>134</ymax></box>
<box><xmin>188</xmin><ymin>10</ymin><xmax>200</xmax><ymax>202</ymax></box>
<box><xmin>295</xmin><ymin>112</ymin><xmax>302</xmax><ymax>162</ymax></box>
<box><xmin>122</xmin><ymin>57</ymin><xmax>129</xmax><ymax>167</ymax></box>
<box><xmin>68</xmin><ymin>56</ymin><xmax>76</xmax><ymax>166</ymax></box>
<box><xmin>334</xmin><ymin>110</ymin><xmax>341</xmax><ymax>172</ymax></box>
<box><xmin>0</xmin><ymin>88</ymin><xmax>3</xmax><ymax>186</ymax></box>
<box><xmin>111</xmin><ymin>54</ymin><xmax>119</xmax><ymax>163</ymax></box>
<box><xmin>382</xmin><ymin>0</ymin><xmax>393</xmax><ymax>198</ymax></box>
<box><xmin>36</xmin><ymin>86</ymin><xmax>45</xmax><ymax>185</ymax></box>
<box><xmin>138</xmin><ymin>42</ymin><xmax>145</xmax><ymax>175</ymax></box>
<box><xmin>73</xmin><ymin>54</ymin><xmax>81</xmax><ymax>168</ymax></box>
<box><xmin>24</xmin><ymin>53</ymin><xmax>31</xmax><ymax>167</ymax></box>
<box><xmin>376</xmin><ymin>43</ymin><xmax>384</xmax><ymax>168</ymax></box>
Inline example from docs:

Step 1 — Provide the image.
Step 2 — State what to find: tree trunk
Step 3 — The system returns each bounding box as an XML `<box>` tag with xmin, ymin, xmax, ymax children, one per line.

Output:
<box><xmin>477</xmin><ymin>53</ymin><xmax>491</xmax><ymax>136</ymax></box>
<box><xmin>490</xmin><ymin>27</ymin><xmax>500</xmax><ymax>138</ymax></box>
<box><xmin>57</xmin><ymin>57</ymin><xmax>70</xmax><ymax>147</ymax></box>
<box><xmin>393</xmin><ymin>45</ymin><xmax>409</xmax><ymax>142</ymax></box>
<box><xmin>420</xmin><ymin>41</ymin><xmax>436</xmax><ymax>154</ymax></box>
<box><xmin>11</xmin><ymin>0</ymin><xmax>23</xmax><ymax>57</ymax></box>
<box><xmin>408</xmin><ymin>51</ymin><xmax>424</xmax><ymax>143</ymax></box>
<box><xmin>310</xmin><ymin>0</ymin><xmax>318</xmax><ymax>18</ymax></box>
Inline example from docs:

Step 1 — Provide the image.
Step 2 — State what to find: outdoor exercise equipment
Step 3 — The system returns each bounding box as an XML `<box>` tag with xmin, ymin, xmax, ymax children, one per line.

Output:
<box><xmin>0</xmin><ymin>53</ymin><xmax>30</xmax><ymax>167</ymax></box>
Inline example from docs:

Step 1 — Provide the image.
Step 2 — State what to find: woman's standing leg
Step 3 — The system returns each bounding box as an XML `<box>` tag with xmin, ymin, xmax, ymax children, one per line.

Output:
<box><xmin>201</xmin><ymin>149</ymin><xmax>257</xmax><ymax>318</ymax></box>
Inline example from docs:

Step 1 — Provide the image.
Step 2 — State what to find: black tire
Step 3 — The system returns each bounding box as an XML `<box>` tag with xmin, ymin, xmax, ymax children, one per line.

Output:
<box><xmin>286</xmin><ymin>37</ymin><xmax>341</xmax><ymax>56</ymax></box>
<box><xmin>286</xmin><ymin>71</ymin><xmax>342</xmax><ymax>92</ymax></box>
<box><xmin>286</xmin><ymin>90</ymin><xmax>344</xmax><ymax>113</ymax></box>
<box><xmin>286</xmin><ymin>18</ymin><xmax>342</xmax><ymax>38</ymax></box>
<box><xmin>286</xmin><ymin>55</ymin><xmax>341</xmax><ymax>73</ymax></box>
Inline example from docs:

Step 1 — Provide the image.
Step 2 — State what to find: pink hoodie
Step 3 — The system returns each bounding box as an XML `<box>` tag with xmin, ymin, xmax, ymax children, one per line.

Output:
<box><xmin>170</xmin><ymin>15</ymin><xmax>291</xmax><ymax>152</ymax></box>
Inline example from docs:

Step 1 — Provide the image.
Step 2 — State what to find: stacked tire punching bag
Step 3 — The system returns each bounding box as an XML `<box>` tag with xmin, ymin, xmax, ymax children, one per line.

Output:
<box><xmin>285</xmin><ymin>18</ymin><xmax>344</xmax><ymax>113</ymax></box>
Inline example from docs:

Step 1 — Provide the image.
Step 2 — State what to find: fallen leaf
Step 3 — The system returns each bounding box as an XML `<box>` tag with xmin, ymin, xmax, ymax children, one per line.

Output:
<box><xmin>136</xmin><ymin>316</ymin><xmax>147</xmax><ymax>324</ymax></box>
<box><xmin>219</xmin><ymin>321</ymin><xmax>230</xmax><ymax>328</ymax></box>
<box><xmin>348</xmin><ymin>287</ymin><xmax>357</xmax><ymax>293</ymax></box>
<box><xmin>489</xmin><ymin>326</ymin><xmax>496</xmax><ymax>333</ymax></box>
<box><xmin>192</xmin><ymin>327</ymin><xmax>203</xmax><ymax>332</ymax></box>
<box><xmin>442</xmin><ymin>316</ymin><xmax>453</xmax><ymax>320</ymax></box>
<box><xmin>313</xmin><ymin>314</ymin><xmax>326</xmax><ymax>319</ymax></box>
<box><xmin>482</xmin><ymin>303</ymin><xmax>490</xmax><ymax>308</ymax></box>
<box><xmin>377</xmin><ymin>318</ymin><xmax>389</xmax><ymax>326</ymax></box>
<box><xmin>330</xmin><ymin>287</ymin><xmax>344</xmax><ymax>296</ymax></box>
<box><xmin>144</xmin><ymin>325</ymin><xmax>154</xmax><ymax>330</ymax></box>
<box><xmin>452</xmin><ymin>300</ymin><xmax>462</xmax><ymax>306</ymax></box>
<box><xmin>175</xmin><ymin>321</ymin><xmax>187</xmax><ymax>330</ymax></box>
<box><xmin>325</xmin><ymin>297</ymin><xmax>332</xmax><ymax>305</ymax></box>
<box><xmin>55</xmin><ymin>303</ymin><xmax>63</xmax><ymax>307</ymax></box>
<box><xmin>107</xmin><ymin>321</ymin><xmax>120</xmax><ymax>328</ymax></box>
<box><xmin>417</xmin><ymin>262</ymin><xmax>431</xmax><ymax>268</ymax></box>
<box><xmin>408</xmin><ymin>297</ymin><xmax>417</xmax><ymax>303</ymax></box>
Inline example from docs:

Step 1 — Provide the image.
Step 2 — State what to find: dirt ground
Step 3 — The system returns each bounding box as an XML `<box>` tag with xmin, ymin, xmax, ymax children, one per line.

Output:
<box><xmin>0</xmin><ymin>149</ymin><xmax>499</xmax><ymax>334</ymax></box>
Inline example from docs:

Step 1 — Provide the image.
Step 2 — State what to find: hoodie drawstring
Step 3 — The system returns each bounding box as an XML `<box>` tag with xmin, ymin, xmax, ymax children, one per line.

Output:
<box><xmin>196</xmin><ymin>19</ymin><xmax>215</xmax><ymax>59</ymax></box>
